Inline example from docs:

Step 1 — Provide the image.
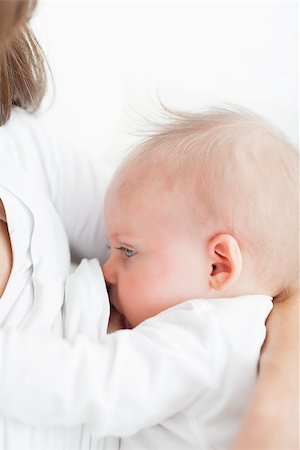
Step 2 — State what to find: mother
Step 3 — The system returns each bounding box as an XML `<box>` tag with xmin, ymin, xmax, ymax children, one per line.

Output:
<box><xmin>0</xmin><ymin>1</ymin><xmax>298</xmax><ymax>449</ymax></box>
<box><xmin>0</xmin><ymin>1</ymin><xmax>113</xmax><ymax>448</ymax></box>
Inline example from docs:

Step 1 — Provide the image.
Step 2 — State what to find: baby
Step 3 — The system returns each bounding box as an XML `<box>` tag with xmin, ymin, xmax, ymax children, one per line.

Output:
<box><xmin>0</xmin><ymin>106</ymin><xmax>298</xmax><ymax>450</ymax></box>
<box><xmin>104</xmin><ymin>107</ymin><xmax>297</xmax><ymax>327</ymax></box>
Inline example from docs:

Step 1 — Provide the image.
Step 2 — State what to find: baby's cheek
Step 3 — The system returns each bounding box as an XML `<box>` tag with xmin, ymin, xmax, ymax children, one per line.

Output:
<box><xmin>118</xmin><ymin>273</ymin><xmax>143</xmax><ymax>306</ymax></box>
<box><xmin>121</xmin><ymin>277</ymin><xmax>154</xmax><ymax>324</ymax></box>
<box><xmin>152</xmin><ymin>256</ymin><xmax>179</xmax><ymax>290</ymax></box>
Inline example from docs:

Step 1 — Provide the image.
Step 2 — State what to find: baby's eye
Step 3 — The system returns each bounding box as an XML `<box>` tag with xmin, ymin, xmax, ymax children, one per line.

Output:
<box><xmin>117</xmin><ymin>247</ymin><xmax>137</xmax><ymax>258</ymax></box>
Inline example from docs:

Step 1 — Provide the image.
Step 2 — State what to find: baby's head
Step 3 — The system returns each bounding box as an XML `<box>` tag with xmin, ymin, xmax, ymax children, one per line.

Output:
<box><xmin>103</xmin><ymin>106</ymin><xmax>299</xmax><ymax>327</ymax></box>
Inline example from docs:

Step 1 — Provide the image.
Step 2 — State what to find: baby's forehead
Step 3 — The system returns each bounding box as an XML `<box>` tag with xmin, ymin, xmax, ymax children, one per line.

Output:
<box><xmin>107</xmin><ymin>165</ymin><xmax>213</xmax><ymax>237</ymax></box>
<box><xmin>109</xmin><ymin>169</ymin><xmax>203</xmax><ymax>230</ymax></box>
<box><xmin>108</xmin><ymin>168</ymin><xmax>178</xmax><ymax>208</ymax></box>
<box><xmin>106</xmin><ymin>180</ymin><xmax>207</xmax><ymax>250</ymax></box>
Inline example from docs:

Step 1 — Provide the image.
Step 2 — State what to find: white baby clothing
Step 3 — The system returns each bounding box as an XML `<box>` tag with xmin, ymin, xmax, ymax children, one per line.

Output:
<box><xmin>0</xmin><ymin>108</ymin><xmax>114</xmax><ymax>450</ymax></box>
<box><xmin>0</xmin><ymin>258</ymin><xmax>273</xmax><ymax>450</ymax></box>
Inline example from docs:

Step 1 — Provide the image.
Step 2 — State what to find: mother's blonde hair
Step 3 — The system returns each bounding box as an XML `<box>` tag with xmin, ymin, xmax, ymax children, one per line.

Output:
<box><xmin>0</xmin><ymin>0</ymin><xmax>47</xmax><ymax>126</ymax></box>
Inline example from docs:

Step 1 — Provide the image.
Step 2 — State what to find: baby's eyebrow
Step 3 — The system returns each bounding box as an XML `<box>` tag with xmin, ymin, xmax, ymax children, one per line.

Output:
<box><xmin>108</xmin><ymin>234</ymin><xmax>143</xmax><ymax>248</ymax></box>
<box><xmin>110</xmin><ymin>231</ymin><xmax>139</xmax><ymax>242</ymax></box>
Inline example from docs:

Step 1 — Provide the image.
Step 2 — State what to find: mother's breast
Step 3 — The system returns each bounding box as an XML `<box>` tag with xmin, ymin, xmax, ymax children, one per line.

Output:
<box><xmin>0</xmin><ymin>203</ymin><xmax>12</xmax><ymax>298</ymax></box>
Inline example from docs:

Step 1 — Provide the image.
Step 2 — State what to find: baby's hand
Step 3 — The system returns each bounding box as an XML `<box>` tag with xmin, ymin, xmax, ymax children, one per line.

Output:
<box><xmin>108</xmin><ymin>305</ymin><xmax>126</xmax><ymax>333</ymax></box>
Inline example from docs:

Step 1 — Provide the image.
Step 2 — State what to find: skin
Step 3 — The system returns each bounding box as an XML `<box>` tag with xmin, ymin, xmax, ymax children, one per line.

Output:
<box><xmin>0</xmin><ymin>201</ymin><xmax>13</xmax><ymax>298</ymax></box>
<box><xmin>103</xmin><ymin>172</ymin><xmax>248</xmax><ymax>328</ymax></box>
<box><xmin>103</xmin><ymin>177</ymin><xmax>212</xmax><ymax>327</ymax></box>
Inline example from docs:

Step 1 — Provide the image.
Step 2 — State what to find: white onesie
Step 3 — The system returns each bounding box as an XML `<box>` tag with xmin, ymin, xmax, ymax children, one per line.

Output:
<box><xmin>0</xmin><ymin>258</ymin><xmax>272</xmax><ymax>450</ymax></box>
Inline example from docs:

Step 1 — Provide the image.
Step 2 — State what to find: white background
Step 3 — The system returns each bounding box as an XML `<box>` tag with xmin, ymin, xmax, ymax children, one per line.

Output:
<box><xmin>32</xmin><ymin>1</ymin><xmax>299</xmax><ymax>167</ymax></box>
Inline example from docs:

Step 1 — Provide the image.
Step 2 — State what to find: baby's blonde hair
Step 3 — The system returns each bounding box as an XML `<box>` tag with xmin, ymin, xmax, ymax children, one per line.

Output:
<box><xmin>117</xmin><ymin>106</ymin><xmax>299</xmax><ymax>297</ymax></box>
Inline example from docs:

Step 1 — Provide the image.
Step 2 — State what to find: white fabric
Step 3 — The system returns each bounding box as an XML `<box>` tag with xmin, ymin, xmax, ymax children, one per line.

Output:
<box><xmin>0</xmin><ymin>108</ymin><xmax>114</xmax><ymax>449</ymax></box>
<box><xmin>0</xmin><ymin>258</ymin><xmax>273</xmax><ymax>450</ymax></box>
<box><xmin>0</xmin><ymin>107</ymin><xmax>112</xmax><ymax>264</ymax></box>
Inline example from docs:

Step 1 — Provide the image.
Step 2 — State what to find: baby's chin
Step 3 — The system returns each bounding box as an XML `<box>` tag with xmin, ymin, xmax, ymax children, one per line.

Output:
<box><xmin>113</xmin><ymin>305</ymin><xmax>132</xmax><ymax>329</ymax></box>
<box><xmin>122</xmin><ymin>316</ymin><xmax>133</xmax><ymax>329</ymax></box>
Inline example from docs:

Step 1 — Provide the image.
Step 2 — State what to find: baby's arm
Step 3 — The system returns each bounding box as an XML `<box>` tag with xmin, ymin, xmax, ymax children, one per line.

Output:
<box><xmin>0</xmin><ymin>301</ymin><xmax>221</xmax><ymax>437</ymax></box>
<box><xmin>231</xmin><ymin>291</ymin><xmax>298</xmax><ymax>449</ymax></box>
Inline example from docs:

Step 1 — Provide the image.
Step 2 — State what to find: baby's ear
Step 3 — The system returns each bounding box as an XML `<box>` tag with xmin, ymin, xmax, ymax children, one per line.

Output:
<box><xmin>208</xmin><ymin>234</ymin><xmax>242</xmax><ymax>291</ymax></box>
<box><xmin>0</xmin><ymin>200</ymin><xmax>7</xmax><ymax>222</ymax></box>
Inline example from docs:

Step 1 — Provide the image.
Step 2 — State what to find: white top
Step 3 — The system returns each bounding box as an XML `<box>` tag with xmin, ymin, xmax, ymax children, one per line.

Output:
<box><xmin>0</xmin><ymin>106</ymin><xmax>112</xmax><ymax>330</ymax></box>
<box><xmin>0</xmin><ymin>259</ymin><xmax>273</xmax><ymax>450</ymax></box>
<box><xmin>0</xmin><ymin>108</ymin><xmax>114</xmax><ymax>450</ymax></box>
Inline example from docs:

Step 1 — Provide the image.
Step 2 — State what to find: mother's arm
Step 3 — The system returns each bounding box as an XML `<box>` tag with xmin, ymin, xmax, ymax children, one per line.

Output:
<box><xmin>231</xmin><ymin>291</ymin><xmax>299</xmax><ymax>449</ymax></box>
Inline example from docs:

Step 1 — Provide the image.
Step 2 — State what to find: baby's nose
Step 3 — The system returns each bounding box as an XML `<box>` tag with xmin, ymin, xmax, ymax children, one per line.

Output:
<box><xmin>102</xmin><ymin>258</ymin><xmax>117</xmax><ymax>285</ymax></box>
